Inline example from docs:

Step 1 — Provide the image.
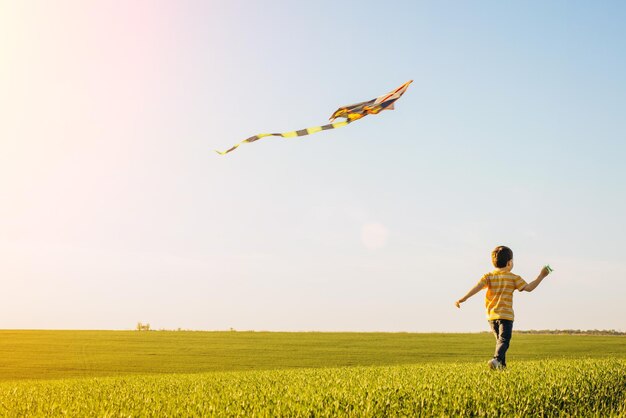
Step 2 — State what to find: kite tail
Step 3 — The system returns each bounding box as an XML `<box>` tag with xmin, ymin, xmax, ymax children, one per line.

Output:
<box><xmin>215</xmin><ymin>120</ymin><xmax>351</xmax><ymax>155</ymax></box>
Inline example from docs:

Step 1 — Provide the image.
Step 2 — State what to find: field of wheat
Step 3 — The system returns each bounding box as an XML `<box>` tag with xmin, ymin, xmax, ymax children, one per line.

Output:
<box><xmin>1</xmin><ymin>331</ymin><xmax>625</xmax><ymax>416</ymax></box>
<box><xmin>1</xmin><ymin>359</ymin><xmax>624</xmax><ymax>416</ymax></box>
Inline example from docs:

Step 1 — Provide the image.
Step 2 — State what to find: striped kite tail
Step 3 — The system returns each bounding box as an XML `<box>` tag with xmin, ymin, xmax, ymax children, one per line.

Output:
<box><xmin>215</xmin><ymin>120</ymin><xmax>351</xmax><ymax>155</ymax></box>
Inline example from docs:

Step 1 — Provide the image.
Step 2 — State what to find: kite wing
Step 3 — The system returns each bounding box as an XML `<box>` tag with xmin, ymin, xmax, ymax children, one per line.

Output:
<box><xmin>216</xmin><ymin>80</ymin><xmax>412</xmax><ymax>155</ymax></box>
<box><xmin>330</xmin><ymin>79</ymin><xmax>413</xmax><ymax>122</ymax></box>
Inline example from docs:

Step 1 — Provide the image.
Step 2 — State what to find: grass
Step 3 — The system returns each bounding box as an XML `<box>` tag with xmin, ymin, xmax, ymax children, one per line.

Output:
<box><xmin>1</xmin><ymin>331</ymin><xmax>625</xmax><ymax>416</ymax></box>
<box><xmin>1</xmin><ymin>359</ymin><xmax>624</xmax><ymax>417</ymax></box>
<box><xmin>0</xmin><ymin>330</ymin><xmax>625</xmax><ymax>381</ymax></box>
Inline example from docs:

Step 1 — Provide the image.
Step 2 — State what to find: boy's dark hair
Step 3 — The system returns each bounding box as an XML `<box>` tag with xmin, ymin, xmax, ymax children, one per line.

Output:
<box><xmin>492</xmin><ymin>246</ymin><xmax>513</xmax><ymax>268</ymax></box>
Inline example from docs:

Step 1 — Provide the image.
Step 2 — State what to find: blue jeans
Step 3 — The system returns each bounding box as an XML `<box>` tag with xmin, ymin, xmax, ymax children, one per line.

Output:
<box><xmin>489</xmin><ymin>319</ymin><xmax>513</xmax><ymax>366</ymax></box>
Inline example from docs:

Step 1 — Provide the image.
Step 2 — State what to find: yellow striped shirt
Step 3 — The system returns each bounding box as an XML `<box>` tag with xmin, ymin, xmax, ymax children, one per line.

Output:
<box><xmin>478</xmin><ymin>270</ymin><xmax>527</xmax><ymax>321</ymax></box>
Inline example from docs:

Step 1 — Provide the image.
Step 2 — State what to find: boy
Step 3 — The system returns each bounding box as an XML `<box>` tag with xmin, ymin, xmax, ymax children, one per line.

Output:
<box><xmin>455</xmin><ymin>246</ymin><xmax>551</xmax><ymax>369</ymax></box>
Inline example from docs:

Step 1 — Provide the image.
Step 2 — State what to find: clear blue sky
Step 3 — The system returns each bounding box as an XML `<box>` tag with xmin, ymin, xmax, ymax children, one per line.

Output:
<box><xmin>1</xmin><ymin>1</ymin><xmax>625</xmax><ymax>331</ymax></box>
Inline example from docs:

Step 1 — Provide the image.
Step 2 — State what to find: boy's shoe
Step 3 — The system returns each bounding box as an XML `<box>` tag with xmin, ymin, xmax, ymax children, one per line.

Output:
<box><xmin>487</xmin><ymin>358</ymin><xmax>503</xmax><ymax>370</ymax></box>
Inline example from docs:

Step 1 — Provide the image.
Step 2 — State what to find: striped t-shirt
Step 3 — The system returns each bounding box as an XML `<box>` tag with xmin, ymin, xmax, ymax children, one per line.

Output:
<box><xmin>478</xmin><ymin>270</ymin><xmax>528</xmax><ymax>321</ymax></box>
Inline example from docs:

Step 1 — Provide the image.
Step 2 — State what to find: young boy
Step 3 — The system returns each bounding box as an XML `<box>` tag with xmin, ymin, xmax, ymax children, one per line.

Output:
<box><xmin>455</xmin><ymin>246</ymin><xmax>551</xmax><ymax>369</ymax></box>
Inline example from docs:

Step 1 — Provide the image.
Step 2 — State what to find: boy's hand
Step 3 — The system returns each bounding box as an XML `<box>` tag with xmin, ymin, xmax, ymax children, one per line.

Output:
<box><xmin>455</xmin><ymin>300</ymin><xmax>462</xmax><ymax>309</ymax></box>
<box><xmin>540</xmin><ymin>266</ymin><xmax>551</xmax><ymax>278</ymax></box>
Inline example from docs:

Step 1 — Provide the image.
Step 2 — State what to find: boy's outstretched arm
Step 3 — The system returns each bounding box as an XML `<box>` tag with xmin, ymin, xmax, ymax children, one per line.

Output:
<box><xmin>455</xmin><ymin>283</ymin><xmax>484</xmax><ymax>308</ymax></box>
<box><xmin>522</xmin><ymin>266</ymin><xmax>551</xmax><ymax>292</ymax></box>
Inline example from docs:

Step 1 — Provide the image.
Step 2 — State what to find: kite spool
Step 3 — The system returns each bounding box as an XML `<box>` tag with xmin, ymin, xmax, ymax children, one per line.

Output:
<box><xmin>545</xmin><ymin>265</ymin><xmax>553</xmax><ymax>273</ymax></box>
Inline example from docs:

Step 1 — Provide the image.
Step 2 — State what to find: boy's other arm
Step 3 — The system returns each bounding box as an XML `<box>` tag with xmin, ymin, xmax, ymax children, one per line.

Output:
<box><xmin>522</xmin><ymin>267</ymin><xmax>551</xmax><ymax>292</ymax></box>
<box><xmin>455</xmin><ymin>283</ymin><xmax>484</xmax><ymax>308</ymax></box>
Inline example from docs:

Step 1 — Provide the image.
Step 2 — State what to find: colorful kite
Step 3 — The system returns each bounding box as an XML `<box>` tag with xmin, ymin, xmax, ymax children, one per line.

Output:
<box><xmin>215</xmin><ymin>80</ymin><xmax>413</xmax><ymax>155</ymax></box>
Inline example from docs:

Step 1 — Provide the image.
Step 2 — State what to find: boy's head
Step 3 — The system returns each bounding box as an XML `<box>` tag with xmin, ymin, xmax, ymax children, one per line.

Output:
<box><xmin>492</xmin><ymin>246</ymin><xmax>513</xmax><ymax>269</ymax></box>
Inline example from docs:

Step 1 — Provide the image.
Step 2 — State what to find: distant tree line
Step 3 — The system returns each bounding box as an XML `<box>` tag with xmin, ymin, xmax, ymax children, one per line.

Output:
<box><xmin>135</xmin><ymin>323</ymin><xmax>198</xmax><ymax>331</ymax></box>
<box><xmin>514</xmin><ymin>329</ymin><xmax>625</xmax><ymax>336</ymax></box>
<box><xmin>136</xmin><ymin>322</ymin><xmax>151</xmax><ymax>331</ymax></box>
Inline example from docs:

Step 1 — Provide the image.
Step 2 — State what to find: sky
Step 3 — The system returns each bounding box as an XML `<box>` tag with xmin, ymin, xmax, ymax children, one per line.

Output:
<box><xmin>1</xmin><ymin>1</ymin><xmax>625</xmax><ymax>332</ymax></box>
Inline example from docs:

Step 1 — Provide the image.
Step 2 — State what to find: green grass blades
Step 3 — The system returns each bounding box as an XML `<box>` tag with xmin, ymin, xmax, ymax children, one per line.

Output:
<box><xmin>2</xmin><ymin>331</ymin><xmax>626</xmax><ymax>381</ymax></box>
<box><xmin>0</xmin><ymin>359</ymin><xmax>624</xmax><ymax>417</ymax></box>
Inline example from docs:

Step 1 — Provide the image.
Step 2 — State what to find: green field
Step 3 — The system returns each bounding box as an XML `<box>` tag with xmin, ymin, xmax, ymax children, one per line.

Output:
<box><xmin>0</xmin><ymin>331</ymin><xmax>625</xmax><ymax>416</ymax></box>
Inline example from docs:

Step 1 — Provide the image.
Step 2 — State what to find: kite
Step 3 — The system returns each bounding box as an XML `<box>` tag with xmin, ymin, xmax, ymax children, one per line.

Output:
<box><xmin>215</xmin><ymin>80</ymin><xmax>413</xmax><ymax>155</ymax></box>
